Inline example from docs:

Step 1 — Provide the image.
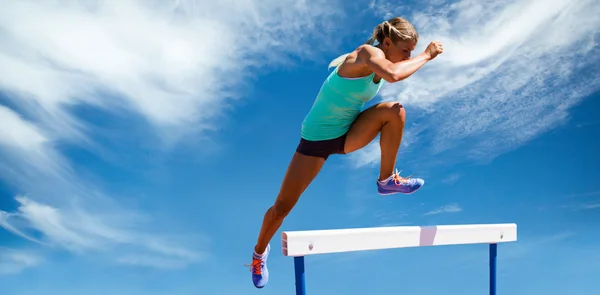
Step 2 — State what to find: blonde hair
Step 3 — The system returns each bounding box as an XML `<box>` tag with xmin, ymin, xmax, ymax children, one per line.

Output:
<box><xmin>328</xmin><ymin>17</ymin><xmax>419</xmax><ymax>69</ymax></box>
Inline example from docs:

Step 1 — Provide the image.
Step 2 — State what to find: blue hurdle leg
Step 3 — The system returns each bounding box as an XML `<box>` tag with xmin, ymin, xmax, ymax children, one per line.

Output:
<box><xmin>489</xmin><ymin>243</ymin><xmax>497</xmax><ymax>295</ymax></box>
<box><xmin>294</xmin><ymin>256</ymin><xmax>306</xmax><ymax>295</ymax></box>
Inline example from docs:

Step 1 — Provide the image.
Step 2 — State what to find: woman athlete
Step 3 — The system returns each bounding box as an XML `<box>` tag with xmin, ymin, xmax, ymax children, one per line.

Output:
<box><xmin>249</xmin><ymin>17</ymin><xmax>443</xmax><ymax>288</ymax></box>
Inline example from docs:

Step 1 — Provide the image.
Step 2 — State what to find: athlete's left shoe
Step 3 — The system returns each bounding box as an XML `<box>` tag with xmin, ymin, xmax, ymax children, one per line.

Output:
<box><xmin>377</xmin><ymin>169</ymin><xmax>425</xmax><ymax>195</ymax></box>
<box><xmin>248</xmin><ymin>244</ymin><xmax>270</xmax><ymax>288</ymax></box>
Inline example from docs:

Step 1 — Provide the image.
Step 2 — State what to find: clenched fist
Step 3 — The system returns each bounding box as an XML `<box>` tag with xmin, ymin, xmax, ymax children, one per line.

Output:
<box><xmin>424</xmin><ymin>41</ymin><xmax>443</xmax><ymax>60</ymax></box>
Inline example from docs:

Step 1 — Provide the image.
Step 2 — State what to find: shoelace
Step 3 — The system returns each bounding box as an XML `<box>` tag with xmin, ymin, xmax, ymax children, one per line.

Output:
<box><xmin>244</xmin><ymin>257</ymin><xmax>263</xmax><ymax>275</ymax></box>
<box><xmin>391</xmin><ymin>169</ymin><xmax>412</xmax><ymax>185</ymax></box>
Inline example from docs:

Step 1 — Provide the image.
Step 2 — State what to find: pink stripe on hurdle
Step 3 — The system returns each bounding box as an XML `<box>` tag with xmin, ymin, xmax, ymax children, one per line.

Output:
<box><xmin>419</xmin><ymin>226</ymin><xmax>438</xmax><ymax>246</ymax></box>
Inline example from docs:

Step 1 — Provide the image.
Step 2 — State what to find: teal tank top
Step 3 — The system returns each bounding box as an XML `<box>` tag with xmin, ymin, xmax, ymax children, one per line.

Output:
<box><xmin>300</xmin><ymin>65</ymin><xmax>385</xmax><ymax>141</ymax></box>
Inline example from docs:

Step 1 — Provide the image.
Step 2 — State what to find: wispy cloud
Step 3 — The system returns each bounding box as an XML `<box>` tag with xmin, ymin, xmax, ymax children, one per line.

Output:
<box><xmin>0</xmin><ymin>0</ymin><xmax>344</xmax><ymax>271</ymax></box>
<box><xmin>373</xmin><ymin>201</ymin><xmax>425</xmax><ymax>224</ymax></box>
<box><xmin>0</xmin><ymin>103</ymin><xmax>193</xmax><ymax>269</ymax></box>
<box><xmin>561</xmin><ymin>202</ymin><xmax>600</xmax><ymax>211</ymax></box>
<box><xmin>580</xmin><ymin>203</ymin><xmax>600</xmax><ymax>210</ymax></box>
<box><xmin>559</xmin><ymin>190</ymin><xmax>600</xmax><ymax>211</ymax></box>
<box><xmin>564</xmin><ymin>190</ymin><xmax>600</xmax><ymax>199</ymax></box>
<box><xmin>355</xmin><ymin>0</ymin><xmax>600</xmax><ymax>169</ymax></box>
<box><xmin>503</xmin><ymin>231</ymin><xmax>576</xmax><ymax>261</ymax></box>
<box><xmin>0</xmin><ymin>0</ymin><xmax>342</xmax><ymax>146</ymax></box>
<box><xmin>0</xmin><ymin>248</ymin><xmax>42</xmax><ymax>275</ymax></box>
<box><xmin>423</xmin><ymin>203</ymin><xmax>462</xmax><ymax>216</ymax></box>
<box><xmin>455</xmin><ymin>231</ymin><xmax>576</xmax><ymax>270</ymax></box>
<box><xmin>441</xmin><ymin>173</ymin><xmax>461</xmax><ymax>185</ymax></box>
<box><xmin>576</xmin><ymin>120</ymin><xmax>600</xmax><ymax>128</ymax></box>
<box><xmin>0</xmin><ymin>106</ymin><xmax>67</xmax><ymax>180</ymax></box>
<box><xmin>0</xmin><ymin>195</ymin><xmax>205</xmax><ymax>269</ymax></box>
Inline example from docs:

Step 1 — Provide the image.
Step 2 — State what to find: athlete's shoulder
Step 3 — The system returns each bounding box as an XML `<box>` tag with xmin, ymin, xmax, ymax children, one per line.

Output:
<box><xmin>356</xmin><ymin>44</ymin><xmax>385</xmax><ymax>58</ymax></box>
<box><xmin>328</xmin><ymin>45</ymin><xmax>385</xmax><ymax>73</ymax></box>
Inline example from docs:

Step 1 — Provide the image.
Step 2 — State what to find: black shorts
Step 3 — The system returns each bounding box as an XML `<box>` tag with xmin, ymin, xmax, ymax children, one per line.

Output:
<box><xmin>295</xmin><ymin>133</ymin><xmax>347</xmax><ymax>160</ymax></box>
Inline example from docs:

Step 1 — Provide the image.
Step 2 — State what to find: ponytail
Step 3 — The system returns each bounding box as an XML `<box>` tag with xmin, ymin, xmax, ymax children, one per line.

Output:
<box><xmin>364</xmin><ymin>35</ymin><xmax>377</xmax><ymax>45</ymax></box>
<box><xmin>327</xmin><ymin>53</ymin><xmax>350</xmax><ymax>70</ymax></box>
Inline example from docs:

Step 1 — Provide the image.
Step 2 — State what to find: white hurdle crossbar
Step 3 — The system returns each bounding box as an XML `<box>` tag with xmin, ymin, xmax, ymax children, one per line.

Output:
<box><xmin>282</xmin><ymin>223</ymin><xmax>517</xmax><ymax>295</ymax></box>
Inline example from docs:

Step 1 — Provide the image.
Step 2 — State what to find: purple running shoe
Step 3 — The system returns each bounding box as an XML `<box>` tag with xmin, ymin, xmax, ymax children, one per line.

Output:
<box><xmin>248</xmin><ymin>244</ymin><xmax>270</xmax><ymax>288</ymax></box>
<box><xmin>377</xmin><ymin>169</ymin><xmax>425</xmax><ymax>195</ymax></box>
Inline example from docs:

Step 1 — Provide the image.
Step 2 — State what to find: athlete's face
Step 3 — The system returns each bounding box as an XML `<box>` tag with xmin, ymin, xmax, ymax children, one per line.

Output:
<box><xmin>382</xmin><ymin>38</ymin><xmax>416</xmax><ymax>63</ymax></box>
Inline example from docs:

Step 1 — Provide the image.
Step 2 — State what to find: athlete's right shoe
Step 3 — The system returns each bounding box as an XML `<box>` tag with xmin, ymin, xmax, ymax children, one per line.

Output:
<box><xmin>250</xmin><ymin>244</ymin><xmax>270</xmax><ymax>288</ymax></box>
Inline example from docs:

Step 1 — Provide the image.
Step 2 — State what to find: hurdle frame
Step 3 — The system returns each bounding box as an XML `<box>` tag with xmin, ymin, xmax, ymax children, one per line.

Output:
<box><xmin>282</xmin><ymin>223</ymin><xmax>516</xmax><ymax>295</ymax></box>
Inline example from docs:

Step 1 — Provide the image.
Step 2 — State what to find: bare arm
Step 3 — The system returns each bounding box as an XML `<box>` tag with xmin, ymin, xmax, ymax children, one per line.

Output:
<box><xmin>358</xmin><ymin>45</ymin><xmax>432</xmax><ymax>83</ymax></box>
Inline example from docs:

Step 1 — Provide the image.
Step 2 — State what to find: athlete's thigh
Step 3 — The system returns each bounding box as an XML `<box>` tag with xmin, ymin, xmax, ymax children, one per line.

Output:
<box><xmin>343</xmin><ymin>102</ymin><xmax>400</xmax><ymax>154</ymax></box>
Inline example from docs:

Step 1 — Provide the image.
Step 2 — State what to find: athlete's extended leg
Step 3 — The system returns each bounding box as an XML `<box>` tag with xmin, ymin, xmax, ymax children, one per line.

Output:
<box><xmin>344</xmin><ymin>101</ymin><xmax>424</xmax><ymax>195</ymax></box>
<box><xmin>250</xmin><ymin>152</ymin><xmax>325</xmax><ymax>288</ymax></box>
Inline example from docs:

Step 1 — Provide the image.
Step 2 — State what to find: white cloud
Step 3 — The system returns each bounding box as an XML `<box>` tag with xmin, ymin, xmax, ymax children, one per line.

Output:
<box><xmin>581</xmin><ymin>203</ymin><xmax>600</xmax><ymax>210</ymax></box>
<box><xmin>562</xmin><ymin>202</ymin><xmax>600</xmax><ymax>211</ymax></box>
<box><xmin>0</xmin><ymin>195</ymin><xmax>205</xmax><ymax>269</ymax></box>
<box><xmin>0</xmin><ymin>248</ymin><xmax>42</xmax><ymax>275</ymax></box>
<box><xmin>0</xmin><ymin>106</ymin><xmax>69</xmax><ymax>183</ymax></box>
<box><xmin>423</xmin><ymin>203</ymin><xmax>462</xmax><ymax>215</ymax></box>
<box><xmin>0</xmin><ymin>0</ymin><xmax>342</xmax><ymax>145</ymax></box>
<box><xmin>502</xmin><ymin>231</ymin><xmax>575</xmax><ymax>260</ymax></box>
<box><xmin>441</xmin><ymin>173</ymin><xmax>461</xmax><ymax>184</ymax></box>
<box><xmin>356</xmin><ymin>0</ymin><xmax>600</xmax><ymax>168</ymax></box>
<box><xmin>566</xmin><ymin>190</ymin><xmax>600</xmax><ymax>199</ymax></box>
<box><xmin>0</xmin><ymin>106</ymin><xmax>48</xmax><ymax>151</ymax></box>
<box><xmin>559</xmin><ymin>190</ymin><xmax>600</xmax><ymax>211</ymax></box>
<box><xmin>0</xmin><ymin>0</ymin><xmax>344</xmax><ymax>270</ymax></box>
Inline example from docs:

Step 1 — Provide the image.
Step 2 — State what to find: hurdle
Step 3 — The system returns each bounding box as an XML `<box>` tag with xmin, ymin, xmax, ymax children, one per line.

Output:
<box><xmin>282</xmin><ymin>223</ymin><xmax>517</xmax><ymax>295</ymax></box>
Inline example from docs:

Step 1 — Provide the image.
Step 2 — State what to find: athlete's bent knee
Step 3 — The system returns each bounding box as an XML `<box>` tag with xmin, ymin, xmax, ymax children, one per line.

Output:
<box><xmin>396</xmin><ymin>105</ymin><xmax>406</xmax><ymax>124</ymax></box>
<box><xmin>380</xmin><ymin>102</ymin><xmax>405</xmax><ymax>124</ymax></box>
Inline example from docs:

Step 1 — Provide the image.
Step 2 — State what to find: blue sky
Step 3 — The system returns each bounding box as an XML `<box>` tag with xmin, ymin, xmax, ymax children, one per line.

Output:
<box><xmin>1</xmin><ymin>0</ymin><xmax>599</xmax><ymax>294</ymax></box>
